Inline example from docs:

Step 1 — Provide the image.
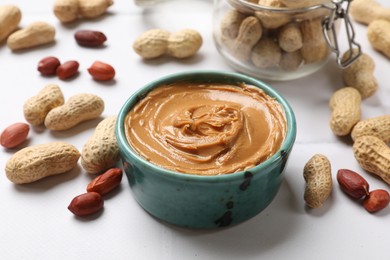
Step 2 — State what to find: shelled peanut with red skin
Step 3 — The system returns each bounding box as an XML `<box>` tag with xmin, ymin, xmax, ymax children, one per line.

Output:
<box><xmin>0</xmin><ymin>123</ymin><xmax>30</xmax><ymax>149</ymax></box>
<box><xmin>87</xmin><ymin>168</ymin><xmax>123</xmax><ymax>195</ymax></box>
<box><xmin>337</xmin><ymin>169</ymin><xmax>369</xmax><ymax>200</ymax></box>
<box><xmin>74</xmin><ymin>30</ymin><xmax>107</xmax><ymax>47</ymax></box>
<box><xmin>88</xmin><ymin>61</ymin><xmax>115</xmax><ymax>81</ymax></box>
<box><xmin>68</xmin><ymin>192</ymin><xmax>104</xmax><ymax>217</ymax></box>
<box><xmin>56</xmin><ymin>60</ymin><xmax>79</xmax><ymax>80</ymax></box>
<box><xmin>363</xmin><ymin>189</ymin><xmax>390</xmax><ymax>213</ymax></box>
<box><xmin>37</xmin><ymin>57</ymin><xmax>61</xmax><ymax>76</ymax></box>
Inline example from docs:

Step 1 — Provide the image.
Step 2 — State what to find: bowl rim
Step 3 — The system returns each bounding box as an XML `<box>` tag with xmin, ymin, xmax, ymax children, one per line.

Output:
<box><xmin>115</xmin><ymin>70</ymin><xmax>297</xmax><ymax>182</ymax></box>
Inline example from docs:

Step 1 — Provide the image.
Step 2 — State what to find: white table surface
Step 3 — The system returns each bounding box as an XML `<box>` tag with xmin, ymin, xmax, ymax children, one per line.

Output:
<box><xmin>1</xmin><ymin>0</ymin><xmax>389</xmax><ymax>259</ymax></box>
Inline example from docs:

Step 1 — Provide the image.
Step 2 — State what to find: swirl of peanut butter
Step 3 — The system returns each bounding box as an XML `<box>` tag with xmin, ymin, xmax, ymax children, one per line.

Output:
<box><xmin>125</xmin><ymin>82</ymin><xmax>286</xmax><ymax>175</ymax></box>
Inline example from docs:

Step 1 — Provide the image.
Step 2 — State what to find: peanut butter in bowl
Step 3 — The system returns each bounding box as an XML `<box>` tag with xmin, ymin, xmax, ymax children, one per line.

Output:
<box><xmin>125</xmin><ymin>82</ymin><xmax>287</xmax><ymax>175</ymax></box>
<box><xmin>116</xmin><ymin>71</ymin><xmax>296</xmax><ymax>228</ymax></box>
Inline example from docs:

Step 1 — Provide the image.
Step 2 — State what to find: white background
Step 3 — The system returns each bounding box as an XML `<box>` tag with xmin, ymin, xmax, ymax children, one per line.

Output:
<box><xmin>0</xmin><ymin>0</ymin><xmax>389</xmax><ymax>259</ymax></box>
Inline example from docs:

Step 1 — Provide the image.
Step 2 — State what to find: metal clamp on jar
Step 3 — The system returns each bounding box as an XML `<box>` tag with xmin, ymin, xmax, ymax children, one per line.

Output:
<box><xmin>213</xmin><ymin>0</ymin><xmax>361</xmax><ymax>80</ymax></box>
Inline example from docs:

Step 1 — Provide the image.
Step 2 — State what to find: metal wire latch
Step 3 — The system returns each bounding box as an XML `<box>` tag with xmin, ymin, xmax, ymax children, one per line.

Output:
<box><xmin>322</xmin><ymin>0</ymin><xmax>361</xmax><ymax>68</ymax></box>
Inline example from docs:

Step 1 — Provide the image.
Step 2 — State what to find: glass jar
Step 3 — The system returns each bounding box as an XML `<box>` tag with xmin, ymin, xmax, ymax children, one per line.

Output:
<box><xmin>134</xmin><ymin>0</ymin><xmax>167</xmax><ymax>6</ymax></box>
<box><xmin>213</xmin><ymin>0</ymin><xmax>361</xmax><ymax>80</ymax></box>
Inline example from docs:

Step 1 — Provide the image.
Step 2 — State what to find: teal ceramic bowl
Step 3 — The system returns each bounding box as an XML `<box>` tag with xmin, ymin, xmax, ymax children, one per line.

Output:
<box><xmin>116</xmin><ymin>70</ymin><xmax>296</xmax><ymax>229</ymax></box>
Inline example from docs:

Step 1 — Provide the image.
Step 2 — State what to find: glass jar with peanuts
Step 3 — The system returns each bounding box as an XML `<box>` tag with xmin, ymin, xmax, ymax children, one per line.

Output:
<box><xmin>213</xmin><ymin>0</ymin><xmax>362</xmax><ymax>80</ymax></box>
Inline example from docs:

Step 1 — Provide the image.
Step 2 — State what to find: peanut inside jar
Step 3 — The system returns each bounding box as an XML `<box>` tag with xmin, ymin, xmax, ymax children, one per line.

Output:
<box><xmin>125</xmin><ymin>82</ymin><xmax>287</xmax><ymax>175</ymax></box>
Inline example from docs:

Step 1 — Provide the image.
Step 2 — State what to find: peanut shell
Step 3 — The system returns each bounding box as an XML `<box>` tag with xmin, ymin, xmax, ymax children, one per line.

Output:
<box><xmin>303</xmin><ymin>154</ymin><xmax>332</xmax><ymax>208</ymax></box>
<box><xmin>353</xmin><ymin>136</ymin><xmax>390</xmax><ymax>185</ymax></box>
<box><xmin>167</xmin><ymin>29</ymin><xmax>203</xmax><ymax>59</ymax></box>
<box><xmin>367</xmin><ymin>19</ymin><xmax>390</xmax><ymax>59</ymax></box>
<box><xmin>133</xmin><ymin>29</ymin><xmax>170</xmax><ymax>59</ymax></box>
<box><xmin>5</xmin><ymin>141</ymin><xmax>80</xmax><ymax>184</ymax></box>
<box><xmin>351</xmin><ymin>115</ymin><xmax>390</xmax><ymax>143</ymax></box>
<box><xmin>78</xmin><ymin>0</ymin><xmax>113</xmax><ymax>18</ymax></box>
<box><xmin>44</xmin><ymin>93</ymin><xmax>104</xmax><ymax>131</ymax></box>
<box><xmin>329</xmin><ymin>87</ymin><xmax>361</xmax><ymax>136</ymax></box>
<box><xmin>341</xmin><ymin>49</ymin><xmax>378</xmax><ymax>99</ymax></box>
<box><xmin>23</xmin><ymin>84</ymin><xmax>65</xmax><ymax>126</ymax></box>
<box><xmin>0</xmin><ymin>5</ymin><xmax>22</xmax><ymax>42</ymax></box>
<box><xmin>53</xmin><ymin>0</ymin><xmax>79</xmax><ymax>23</ymax></box>
<box><xmin>81</xmin><ymin>116</ymin><xmax>119</xmax><ymax>174</ymax></box>
<box><xmin>229</xmin><ymin>16</ymin><xmax>262</xmax><ymax>61</ymax></box>
<box><xmin>300</xmin><ymin>18</ymin><xmax>329</xmax><ymax>64</ymax></box>
<box><xmin>7</xmin><ymin>21</ymin><xmax>55</xmax><ymax>51</ymax></box>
